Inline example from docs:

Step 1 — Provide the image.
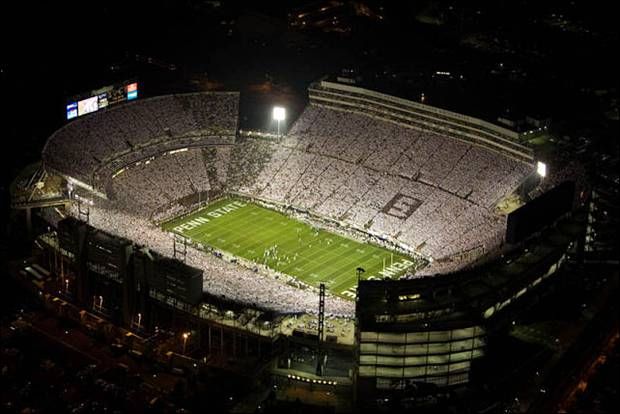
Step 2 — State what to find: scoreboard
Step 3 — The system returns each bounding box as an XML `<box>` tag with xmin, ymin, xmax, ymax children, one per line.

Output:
<box><xmin>66</xmin><ymin>80</ymin><xmax>139</xmax><ymax>121</ymax></box>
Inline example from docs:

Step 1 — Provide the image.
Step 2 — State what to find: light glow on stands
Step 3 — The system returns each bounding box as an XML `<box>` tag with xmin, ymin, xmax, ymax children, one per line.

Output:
<box><xmin>273</xmin><ymin>106</ymin><xmax>286</xmax><ymax>136</ymax></box>
<box><xmin>272</xmin><ymin>106</ymin><xmax>286</xmax><ymax>121</ymax></box>
<box><xmin>53</xmin><ymin>207</ymin><xmax>66</xmax><ymax>219</ymax></box>
<box><xmin>168</xmin><ymin>148</ymin><xmax>189</xmax><ymax>154</ymax></box>
<box><xmin>61</xmin><ymin>175</ymin><xmax>107</xmax><ymax>199</ymax></box>
<box><xmin>286</xmin><ymin>374</ymin><xmax>337</xmax><ymax>385</ymax></box>
<box><xmin>73</xmin><ymin>193</ymin><xmax>94</xmax><ymax>206</ymax></box>
<box><xmin>537</xmin><ymin>161</ymin><xmax>547</xmax><ymax>177</ymax></box>
<box><xmin>398</xmin><ymin>293</ymin><xmax>421</xmax><ymax>301</ymax></box>
<box><xmin>112</xmin><ymin>168</ymin><xmax>126</xmax><ymax>179</ymax></box>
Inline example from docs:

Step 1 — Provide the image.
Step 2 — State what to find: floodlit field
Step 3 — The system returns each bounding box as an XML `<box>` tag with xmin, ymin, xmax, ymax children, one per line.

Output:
<box><xmin>162</xmin><ymin>198</ymin><xmax>416</xmax><ymax>300</ymax></box>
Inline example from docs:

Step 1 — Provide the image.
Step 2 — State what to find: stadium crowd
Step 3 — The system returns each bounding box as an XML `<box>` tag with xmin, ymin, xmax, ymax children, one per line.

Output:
<box><xmin>65</xmin><ymin>203</ymin><xmax>356</xmax><ymax>316</ymax></box>
<box><xmin>41</xmin><ymin>93</ymin><xmax>544</xmax><ymax>313</ymax></box>
<box><xmin>229</xmin><ymin>104</ymin><xmax>532</xmax><ymax>262</ymax></box>
<box><xmin>108</xmin><ymin>147</ymin><xmax>227</xmax><ymax>218</ymax></box>
<box><xmin>43</xmin><ymin>92</ymin><xmax>239</xmax><ymax>186</ymax></box>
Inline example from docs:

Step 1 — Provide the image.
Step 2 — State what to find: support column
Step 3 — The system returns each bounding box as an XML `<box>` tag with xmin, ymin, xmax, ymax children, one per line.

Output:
<box><xmin>220</xmin><ymin>326</ymin><xmax>224</xmax><ymax>355</ymax></box>
<box><xmin>208</xmin><ymin>325</ymin><xmax>212</xmax><ymax>354</ymax></box>
<box><xmin>26</xmin><ymin>208</ymin><xmax>32</xmax><ymax>237</ymax></box>
<box><xmin>317</xmin><ymin>283</ymin><xmax>326</xmax><ymax>376</ymax></box>
<box><xmin>233</xmin><ymin>333</ymin><xmax>237</xmax><ymax>357</ymax></box>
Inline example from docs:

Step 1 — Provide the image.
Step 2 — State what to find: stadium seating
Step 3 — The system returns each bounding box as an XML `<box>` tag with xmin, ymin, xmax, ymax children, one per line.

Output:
<box><xmin>229</xmin><ymin>104</ymin><xmax>532</xmax><ymax>263</ymax></box>
<box><xmin>43</xmin><ymin>93</ymin><xmax>239</xmax><ymax>186</ymax></box>
<box><xmin>41</xmin><ymin>92</ymin><xmax>543</xmax><ymax>315</ymax></box>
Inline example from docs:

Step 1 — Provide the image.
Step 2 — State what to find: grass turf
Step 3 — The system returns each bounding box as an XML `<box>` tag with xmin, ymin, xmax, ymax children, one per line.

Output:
<box><xmin>162</xmin><ymin>198</ymin><xmax>415</xmax><ymax>300</ymax></box>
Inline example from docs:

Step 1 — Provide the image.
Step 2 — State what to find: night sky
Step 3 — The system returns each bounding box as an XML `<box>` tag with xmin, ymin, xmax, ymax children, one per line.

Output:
<box><xmin>1</xmin><ymin>1</ymin><xmax>618</xmax><ymax>413</ymax></box>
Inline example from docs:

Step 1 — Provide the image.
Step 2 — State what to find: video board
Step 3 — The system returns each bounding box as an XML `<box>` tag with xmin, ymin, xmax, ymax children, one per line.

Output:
<box><xmin>66</xmin><ymin>81</ymin><xmax>139</xmax><ymax>121</ymax></box>
<box><xmin>77</xmin><ymin>96</ymin><xmax>99</xmax><ymax>117</ymax></box>
<box><xmin>66</xmin><ymin>102</ymin><xmax>78</xmax><ymax>120</ymax></box>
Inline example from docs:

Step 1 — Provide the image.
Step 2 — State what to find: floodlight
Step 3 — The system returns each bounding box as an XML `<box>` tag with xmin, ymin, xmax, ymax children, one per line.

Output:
<box><xmin>273</xmin><ymin>106</ymin><xmax>286</xmax><ymax>121</ymax></box>
<box><xmin>536</xmin><ymin>161</ymin><xmax>547</xmax><ymax>178</ymax></box>
<box><xmin>273</xmin><ymin>106</ymin><xmax>286</xmax><ymax>136</ymax></box>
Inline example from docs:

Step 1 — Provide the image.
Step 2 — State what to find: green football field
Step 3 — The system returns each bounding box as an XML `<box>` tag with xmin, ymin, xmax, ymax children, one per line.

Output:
<box><xmin>162</xmin><ymin>198</ymin><xmax>416</xmax><ymax>300</ymax></box>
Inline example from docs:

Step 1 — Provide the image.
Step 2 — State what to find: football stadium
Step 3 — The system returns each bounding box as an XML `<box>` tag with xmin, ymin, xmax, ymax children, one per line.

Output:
<box><xmin>10</xmin><ymin>79</ymin><xmax>588</xmax><ymax>406</ymax></box>
<box><xmin>35</xmin><ymin>81</ymin><xmax>542</xmax><ymax>314</ymax></box>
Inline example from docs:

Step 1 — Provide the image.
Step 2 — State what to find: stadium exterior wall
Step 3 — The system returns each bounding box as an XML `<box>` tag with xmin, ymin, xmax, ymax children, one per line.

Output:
<box><xmin>353</xmin><ymin>210</ymin><xmax>586</xmax><ymax>406</ymax></box>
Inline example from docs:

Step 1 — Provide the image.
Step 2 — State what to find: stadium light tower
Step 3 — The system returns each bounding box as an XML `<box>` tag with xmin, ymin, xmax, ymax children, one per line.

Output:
<box><xmin>536</xmin><ymin>161</ymin><xmax>547</xmax><ymax>178</ymax></box>
<box><xmin>273</xmin><ymin>106</ymin><xmax>286</xmax><ymax>137</ymax></box>
<box><xmin>182</xmin><ymin>331</ymin><xmax>191</xmax><ymax>354</ymax></box>
<box><xmin>356</xmin><ymin>267</ymin><xmax>365</xmax><ymax>284</ymax></box>
<box><xmin>356</xmin><ymin>267</ymin><xmax>365</xmax><ymax>301</ymax></box>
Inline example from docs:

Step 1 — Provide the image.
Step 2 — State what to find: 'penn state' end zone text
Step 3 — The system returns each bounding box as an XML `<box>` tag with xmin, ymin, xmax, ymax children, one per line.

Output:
<box><xmin>172</xmin><ymin>201</ymin><xmax>247</xmax><ymax>233</ymax></box>
<box><xmin>340</xmin><ymin>259</ymin><xmax>415</xmax><ymax>299</ymax></box>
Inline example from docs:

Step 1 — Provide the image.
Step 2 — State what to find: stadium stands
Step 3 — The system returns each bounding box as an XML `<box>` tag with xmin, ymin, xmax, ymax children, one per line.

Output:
<box><xmin>43</xmin><ymin>92</ymin><xmax>239</xmax><ymax>187</ymax></box>
<box><xmin>108</xmin><ymin>147</ymin><xmax>229</xmax><ymax>219</ymax></box>
<box><xmin>56</xmin><ymin>203</ymin><xmax>355</xmax><ymax>316</ymax></box>
<box><xmin>230</xmin><ymin>104</ymin><xmax>532</xmax><ymax>263</ymax></box>
<box><xmin>41</xmin><ymin>87</ymin><xmax>541</xmax><ymax>314</ymax></box>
